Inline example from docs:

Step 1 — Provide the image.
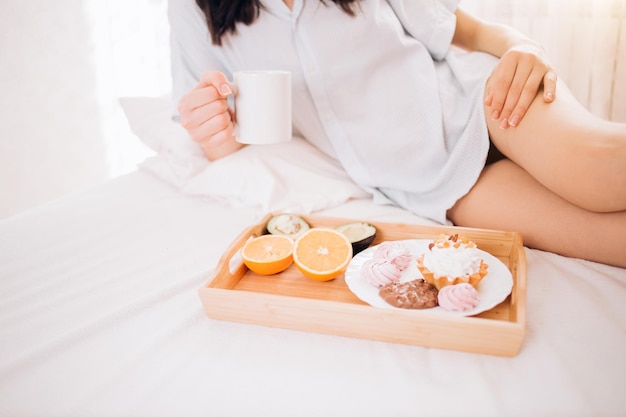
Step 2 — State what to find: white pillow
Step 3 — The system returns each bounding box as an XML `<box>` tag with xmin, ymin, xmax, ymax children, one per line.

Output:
<box><xmin>119</xmin><ymin>96</ymin><xmax>370</xmax><ymax>213</ymax></box>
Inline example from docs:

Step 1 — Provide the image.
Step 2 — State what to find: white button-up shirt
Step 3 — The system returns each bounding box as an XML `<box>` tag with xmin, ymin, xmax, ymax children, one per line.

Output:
<box><xmin>169</xmin><ymin>0</ymin><xmax>498</xmax><ymax>223</ymax></box>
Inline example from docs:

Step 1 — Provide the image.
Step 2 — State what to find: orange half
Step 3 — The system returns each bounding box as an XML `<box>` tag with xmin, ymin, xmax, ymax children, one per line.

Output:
<box><xmin>293</xmin><ymin>228</ymin><xmax>353</xmax><ymax>281</ymax></box>
<box><xmin>241</xmin><ymin>235</ymin><xmax>294</xmax><ymax>275</ymax></box>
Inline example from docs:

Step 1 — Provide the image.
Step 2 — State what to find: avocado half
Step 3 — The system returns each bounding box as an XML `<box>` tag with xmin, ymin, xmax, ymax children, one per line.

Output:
<box><xmin>336</xmin><ymin>222</ymin><xmax>377</xmax><ymax>255</ymax></box>
<box><xmin>266</xmin><ymin>214</ymin><xmax>310</xmax><ymax>240</ymax></box>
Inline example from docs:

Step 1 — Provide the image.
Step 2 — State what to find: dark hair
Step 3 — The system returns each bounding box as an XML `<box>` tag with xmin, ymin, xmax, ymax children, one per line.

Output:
<box><xmin>195</xmin><ymin>0</ymin><xmax>360</xmax><ymax>45</ymax></box>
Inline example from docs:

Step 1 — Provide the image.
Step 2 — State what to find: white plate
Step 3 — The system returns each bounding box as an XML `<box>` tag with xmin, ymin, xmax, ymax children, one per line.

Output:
<box><xmin>344</xmin><ymin>239</ymin><xmax>514</xmax><ymax>317</ymax></box>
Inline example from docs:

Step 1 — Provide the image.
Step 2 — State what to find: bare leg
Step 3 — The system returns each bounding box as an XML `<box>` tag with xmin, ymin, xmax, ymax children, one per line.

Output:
<box><xmin>448</xmin><ymin>79</ymin><xmax>626</xmax><ymax>267</ymax></box>
<box><xmin>448</xmin><ymin>159</ymin><xmax>626</xmax><ymax>268</ymax></box>
<box><xmin>487</xmin><ymin>79</ymin><xmax>626</xmax><ymax>213</ymax></box>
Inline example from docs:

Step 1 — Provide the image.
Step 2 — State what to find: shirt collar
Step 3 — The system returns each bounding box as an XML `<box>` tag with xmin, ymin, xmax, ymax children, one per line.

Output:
<box><xmin>263</xmin><ymin>0</ymin><xmax>303</xmax><ymax>20</ymax></box>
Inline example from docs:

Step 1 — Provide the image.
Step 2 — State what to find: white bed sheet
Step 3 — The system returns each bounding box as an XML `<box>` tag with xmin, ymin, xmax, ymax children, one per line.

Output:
<box><xmin>1</xmin><ymin>170</ymin><xmax>625</xmax><ymax>417</ymax></box>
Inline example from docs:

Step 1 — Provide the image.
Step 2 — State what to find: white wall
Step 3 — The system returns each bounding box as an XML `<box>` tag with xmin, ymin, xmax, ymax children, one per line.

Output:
<box><xmin>0</xmin><ymin>0</ymin><xmax>171</xmax><ymax>219</ymax></box>
<box><xmin>0</xmin><ymin>0</ymin><xmax>624</xmax><ymax>219</ymax></box>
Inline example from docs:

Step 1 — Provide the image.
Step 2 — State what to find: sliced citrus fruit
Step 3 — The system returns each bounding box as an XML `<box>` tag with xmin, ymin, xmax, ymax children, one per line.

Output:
<box><xmin>293</xmin><ymin>228</ymin><xmax>353</xmax><ymax>281</ymax></box>
<box><xmin>241</xmin><ymin>235</ymin><xmax>294</xmax><ymax>275</ymax></box>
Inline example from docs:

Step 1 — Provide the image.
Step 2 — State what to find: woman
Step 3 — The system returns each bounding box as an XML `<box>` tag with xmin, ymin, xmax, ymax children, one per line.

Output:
<box><xmin>169</xmin><ymin>0</ymin><xmax>626</xmax><ymax>267</ymax></box>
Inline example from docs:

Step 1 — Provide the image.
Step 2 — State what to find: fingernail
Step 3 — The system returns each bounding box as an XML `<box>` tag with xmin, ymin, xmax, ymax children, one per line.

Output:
<box><xmin>499</xmin><ymin>118</ymin><xmax>509</xmax><ymax>130</ymax></box>
<box><xmin>491</xmin><ymin>110</ymin><xmax>500</xmax><ymax>120</ymax></box>
<box><xmin>546</xmin><ymin>92</ymin><xmax>553</xmax><ymax>101</ymax></box>
<box><xmin>220</xmin><ymin>84</ymin><xmax>232</xmax><ymax>96</ymax></box>
<box><xmin>508</xmin><ymin>115</ymin><xmax>520</xmax><ymax>127</ymax></box>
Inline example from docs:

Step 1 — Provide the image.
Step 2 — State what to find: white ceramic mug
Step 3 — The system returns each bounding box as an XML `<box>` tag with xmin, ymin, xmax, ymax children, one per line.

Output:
<box><xmin>232</xmin><ymin>70</ymin><xmax>292</xmax><ymax>145</ymax></box>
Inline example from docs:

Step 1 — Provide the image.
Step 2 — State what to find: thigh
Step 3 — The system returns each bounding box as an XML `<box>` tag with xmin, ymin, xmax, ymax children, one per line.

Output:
<box><xmin>486</xmin><ymin>79</ymin><xmax>626</xmax><ymax>212</ymax></box>
<box><xmin>448</xmin><ymin>159</ymin><xmax>626</xmax><ymax>268</ymax></box>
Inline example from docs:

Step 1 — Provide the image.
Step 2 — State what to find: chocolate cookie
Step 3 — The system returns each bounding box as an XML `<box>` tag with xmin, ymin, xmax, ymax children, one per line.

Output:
<box><xmin>379</xmin><ymin>279</ymin><xmax>439</xmax><ymax>309</ymax></box>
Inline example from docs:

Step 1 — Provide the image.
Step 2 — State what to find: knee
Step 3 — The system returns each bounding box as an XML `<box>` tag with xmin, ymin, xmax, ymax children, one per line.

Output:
<box><xmin>579</xmin><ymin>129</ymin><xmax>626</xmax><ymax>212</ymax></box>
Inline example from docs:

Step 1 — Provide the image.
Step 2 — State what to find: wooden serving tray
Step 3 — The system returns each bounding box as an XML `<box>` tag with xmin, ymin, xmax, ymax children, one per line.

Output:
<box><xmin>199</xmin><ymin>214</ymin><xmax>527</xmax><ymax>357</ymax></box>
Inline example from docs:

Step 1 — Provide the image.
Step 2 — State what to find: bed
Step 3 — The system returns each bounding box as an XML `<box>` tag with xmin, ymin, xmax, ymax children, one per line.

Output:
<box><xmin>1</xmin><ymin>96</ymin><xmax>624</xmax><ymax>417</ymax></box>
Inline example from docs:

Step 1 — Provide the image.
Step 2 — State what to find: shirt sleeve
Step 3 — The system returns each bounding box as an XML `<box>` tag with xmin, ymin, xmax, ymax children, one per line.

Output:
<box><xmin>167</xmin><ymin>0</ymin><xmax>226</xmax><ymax>119</ymax></box>
<box><xmin>385</xmin><ymin>0</ymin><xmax>459</xmax><ymax>60</ymax></box>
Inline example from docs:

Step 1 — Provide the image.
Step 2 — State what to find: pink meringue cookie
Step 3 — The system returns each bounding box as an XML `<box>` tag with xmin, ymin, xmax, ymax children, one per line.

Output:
<box><xmin>360</xmin><ymin>258</ymin><xmax>402</xmax><ymax>288</ymax></box>
<box><xmin>437</xmin><ymin>283</ymin><xmax>480</xmax><ymax>312</ymax></box>
<box><xmin>373</xmin><ymin>241</ymin><xmax>412</xmax><ymax>271</ymax></box>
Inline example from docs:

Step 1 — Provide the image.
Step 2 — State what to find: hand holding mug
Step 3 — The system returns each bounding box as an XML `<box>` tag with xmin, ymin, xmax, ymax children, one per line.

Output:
<box><xmin>178</xmin><ymin>70</ymin><xmax>292</xmax><ymax>160</ymax></box>
<box><xmin>178</xmin><ymin>70</ymin><xmax>243</xmax><ymax>160</ymax></box>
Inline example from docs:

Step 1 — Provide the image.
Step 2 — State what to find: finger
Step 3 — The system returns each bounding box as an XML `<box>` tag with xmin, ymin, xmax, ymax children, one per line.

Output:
<box><xmin>180</xmin><ymin>94</ymin><xmax>230</xmax><ymax>131</ymax></box>
<box><xmin>483</xmin><ymin>90</ymin><xmax>494</xmax><ymax>107</ymax></box>
<box><xmin>485</xmin><ymin>61</ymin><xmax>516</xmax><ymax>121</ymax></box>
<box><xmin>543</xmin><ymin>70</ymin><xmax>557</xmax><ymax>102</ymax></box>
<box><xmin>201</xmin><ymin>124</ymin><xmax>235</xmax><ymax>149</ymax></box>
<box><xmin>179</xmin><ymin>85</ymin><xmax>221</xmax><ymax>115</ymax></box>
<box><xmin>196</xmin><ymin>70</ymin><xmax>233</xmax><ymax>97</ymax></box>
<box><xmin>497</xmin><ymin>60</ymin><xmax>533</xmax><ymax>129</ymax></box>
<box><xmin>506</xmin><ymin>69</ymin><xmax>545</xmax><ymax>127</ymax></box>
<box><xmin>195</xmin><ymin>111</ymin><xmax>234</xmax><ymax>147</ymax></box>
